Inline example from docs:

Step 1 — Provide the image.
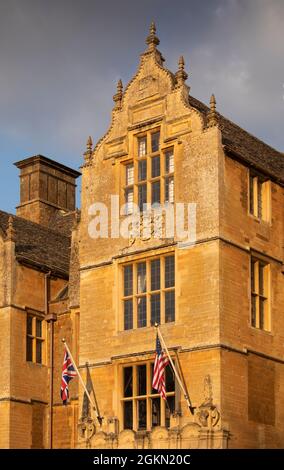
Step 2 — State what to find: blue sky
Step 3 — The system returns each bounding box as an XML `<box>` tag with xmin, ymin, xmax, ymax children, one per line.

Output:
<box><xmin>0</xmin><ymin>0</ymin><xmax>283</xmax><ymax>213</ymax></box>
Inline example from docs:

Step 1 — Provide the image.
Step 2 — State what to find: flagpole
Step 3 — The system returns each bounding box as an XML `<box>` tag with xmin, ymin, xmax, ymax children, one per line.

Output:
<box><xmin>155</xmin><ymin>324</ymin><xmax>195</xmax><ymax>415</ymax></box>
<box><xmin>85</xmin><ymin>363</ymin><xmax>103</xmax><ymax>426</ymax></box>
<box><xmin>62</xmin><ymin>339</ymin><xmax>102</xmax><ymax>424</ymax></box>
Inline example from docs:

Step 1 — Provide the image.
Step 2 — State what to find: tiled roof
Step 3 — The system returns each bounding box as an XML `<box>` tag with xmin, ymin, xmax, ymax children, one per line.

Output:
<box><xmin>0</xmin><ymin>210</ymin><xmax>71</xmax><ymax>277</ymax></box>
<box><xmin>188</xmin><ymin>95</ymin><xmax>284</xmax><ymax>183</ymax></box>
<box><xmin>47</xmin><ymin>210</ymin><xmax>78</xmax><ymax>237</ymax></box>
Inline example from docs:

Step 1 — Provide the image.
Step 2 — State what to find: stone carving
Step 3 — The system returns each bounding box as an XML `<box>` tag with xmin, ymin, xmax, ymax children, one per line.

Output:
<box><xmin>195</xmin><ymin>375</ymin><xmax>220</xmax><ymax>429</ymax></box>
<box><xmin>117</xmin><ymin>429</ymin><xmax>136</xmax><ymax>449</ymax></box>
<box><xmin>138</xmin><ymin>76</ymin><xmax>158</xmax><ymax>100</ymax></box>
<box><xmin>92</xmin><ymin>431</ymin><xmax>108</xmax><ymax>449</ymax></box>
<box><xmin>78</xmin><ymin>417</ymin><xmax>96</xmax><ymax>444</ymax></box>
<box><xmin>145</xmin><ymin>21</ymin><xmax>160</xmax><ymax>52</ymax></box>
<box><xmin>125</xmin><ymin>209</ymin><xmax>172</xmax><ymax>249</ymax></box>
<box><xmin>77</xmin><ymin>364</ymin><xmax>103</xmax><ymax>445</ymax></box>
<box><xmin>175</xmin><ymin>56</ymin><xmax>188</xmax><ymax>87</ymax></box>
<box><xmin>150</xmin><ymin>426</ymin><xmax>169</xmax><ymax>449</ymax></box>
<box><xmin>83</xmin><ymin>135</ymin><xmax>93</xmax><ymax>165</ymax></box>
<box><xmin>207</xmin><ymin>94</ymin><xmax>218</xmax><ymax>127</ymax></box>
<box><xmin>6</xmin><ymin>216</ymin><xmax>16</xmax><ymax>241</ymax></box>
<box><xmin>113</xmin><ymin>79</ymin><xmax>123</xmax><ymax>110</ymax></box>
<box><xmin>107</xmin><ymin>417</ymin><xmax>119</xmax><ymax>435</ymax></box>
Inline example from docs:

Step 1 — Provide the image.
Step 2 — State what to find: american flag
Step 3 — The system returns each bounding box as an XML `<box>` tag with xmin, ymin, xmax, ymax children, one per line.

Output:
<box><xmin>61</xmin><ymin>347</ymin><xmax>77</xmax><ymax>404</ymax></box>
<box><xmin>152</xmin><ymin>335</ymin><xmax>169</xmax><ymax>400</ymax></box>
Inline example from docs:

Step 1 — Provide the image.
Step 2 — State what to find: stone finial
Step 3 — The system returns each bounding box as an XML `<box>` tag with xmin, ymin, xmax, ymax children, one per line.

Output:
<box><xmin>113</xmin><ymin>79</ymin><xmax>123</xmax><ymax>110</ymax></box>
<box><xmin>6</xmin><ymin>215</ymin><xmax>16</xmax><ymax>241</ymax></box>
<box><xmin>72</xmin><ymin>209</ymin><xmax>81</xmax><ymax>231</ymax></box>
<box><xmin>207</xmin><ymin>94</ymin><xmax>218</xmax><ymax>127</ymax></box>
<box><xmin>86</xmin><ymin>135</ymin><xmax>93</xmax><ymax>151</ymax></box>
<box><xmin>210</xmin><ymin>94</ymin><xmax>216</xmax><ymax>112</ymax></box>
<box><xmin>146</xmin><ymin>21</ymin><xmax>160</xmax><ymax>51</ymax></box>
<box><xmin>84</xmin><ymin>135</ymin><xmax>93</xmax><ymax>163</ymax></box>
<box><xmin>175</xmin><ymin>56</ymin><xmax>188</xmax><ymax>86</ymax></box>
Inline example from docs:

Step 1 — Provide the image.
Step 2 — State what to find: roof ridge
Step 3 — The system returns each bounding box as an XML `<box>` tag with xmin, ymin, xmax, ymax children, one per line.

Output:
<box><xmin>189</xmin><ymin>93</ymin><xmax>282</xmax><ymax>157</ymax></box>
<box><xmin>0</xmin><ymin>210</ymin><xmax>71</xmax><ymax>239</ymax></box>
<box><xmin>218</xmin><ymin>113</ymin><xmax>283</xmax><ymax>157</ymax></box>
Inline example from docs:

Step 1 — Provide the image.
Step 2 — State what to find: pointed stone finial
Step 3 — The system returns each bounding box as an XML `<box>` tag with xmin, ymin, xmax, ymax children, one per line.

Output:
<box><xmin>117</xmin><ymin>79</ymin><xmax>123</xmax><ymax>94</ymax></box>
<box><xmin>6</xmin><ymin>215</ymin><xmax>16</xmax><ymax>241</ymax></box>
<box><xmin>146</xmin><ymin>21</ymin><xmax>160</xmax><ymax>51</ymax></box>
<box><xmin>210</xmin><ymin>94</ymin><xmax>216</xmax><ymax>112</ymax></box>
<box><xmin>72</xmin><ymin>208</ymin><xmax>81</xmax><ymax>230</ymax></box>
<box><xmin>86</xmin><ymin>135</ymin><xmax>93</xmax><ymax>151</ymax></box>
<box><xmin>84</xmin><ymin>135</ymin><xmax>93</xmax><ymax>163</ymax></box>
<box><xmin>113</xmin><ymin>79</ymin><xmax>123</xmax><ymax>110</ymax></box>
<box><xmin>175</xmin><ymin>56</ymin><xmax>188</xmax><ymax>86</ymax></box>
<box><xmin>207</xmin><ymin>94</ymin><xmax>218</xmax><ymax>127</ymax></box>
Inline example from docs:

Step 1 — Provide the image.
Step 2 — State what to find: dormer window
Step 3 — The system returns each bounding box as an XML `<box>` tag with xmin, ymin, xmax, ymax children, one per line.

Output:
<box><xmin>124</xmin><ymin>163</ymin><xmax>134</xmax><ymax>215</ymax></box>
<box><xmin>249</xmin><ymin>171</ymin><xmax>271</xmax><ymax>222</ymax></box>
<box><xmin>123</xmin><ymin>129</ymin><xmax>174</xmax><ymax>213</ymax></box>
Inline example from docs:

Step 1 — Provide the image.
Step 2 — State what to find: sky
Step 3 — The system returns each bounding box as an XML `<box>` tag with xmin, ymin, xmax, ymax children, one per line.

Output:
<box><xmin>0</xmin><ymin>0</ymin><xmax>283</xmax><ymax>213</ymax></box>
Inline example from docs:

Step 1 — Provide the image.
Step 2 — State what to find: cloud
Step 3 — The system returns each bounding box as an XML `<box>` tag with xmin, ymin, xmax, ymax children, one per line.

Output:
<box><xmin>180</xmin><ymin>0</ymin><xmax>284</xmax><ymax>148</ymax></box>
<box><xmin>0</xmin><ymin>0</ymin><xmax>283</xmax><ymax>213</ymax></box>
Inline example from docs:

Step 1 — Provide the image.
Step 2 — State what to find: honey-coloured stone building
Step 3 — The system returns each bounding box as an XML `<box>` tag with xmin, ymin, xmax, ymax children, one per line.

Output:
<box><xmin>0</xmin><ymin>24</ymin><xmax>283</xmax><ymax>448</ymax></box>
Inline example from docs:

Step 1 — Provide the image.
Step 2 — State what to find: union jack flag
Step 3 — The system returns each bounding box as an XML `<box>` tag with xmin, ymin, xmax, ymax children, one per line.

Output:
<box><xmin>152</xmin><ymin>335</ymin><xmax>169</xmax><ymax>400</ymax></box>
<box><xmin>61</xmin><ymin>347</ymin><xmax>77</xmax><ymax>404</ymax></box>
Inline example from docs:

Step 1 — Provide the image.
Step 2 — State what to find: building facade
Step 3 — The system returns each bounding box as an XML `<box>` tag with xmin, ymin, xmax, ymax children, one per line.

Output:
<box><xmin>0</xmin><ymin>24</ymin><xmax>284</xmax><ymax>449</ymax></box>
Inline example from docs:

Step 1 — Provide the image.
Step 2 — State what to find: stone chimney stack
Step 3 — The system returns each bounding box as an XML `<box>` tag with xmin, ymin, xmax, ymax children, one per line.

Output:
<box><xmin>14</xmin><ymin>155</ymin><xmax>81</xmax><ymax>227</ymax></box>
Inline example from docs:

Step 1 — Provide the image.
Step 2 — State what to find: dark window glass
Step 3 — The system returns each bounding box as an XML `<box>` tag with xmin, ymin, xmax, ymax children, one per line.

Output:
<box><xmin>251</xmin><ymin>260</ymin><xmax>255</xmax><ymax>292</ymax></box>
<box><xmin>251</xmin><ymin>294</ymin><xmax>257</xmax><ymax>327</ymax></box>
<box><xmin>124</xmin><ymin>367</ymin><xmax>133</xmax><ymax>397</ymax></box>
<box><xmin>36</xmin><ymin>319</ymin><xmax>42</xmax><ymax>338</ymax></box>
<box><xmin>36</xmin><ymin>340</ymin><xmax>42</xmax><ymax>364</ymax></box>
<box><xmin>151</xmin><ymin>294</ymin><xmax>160</xmax><ymax>325</ymax></box>
<box><xmin>137</xmin><ymin>297</ymin><xmax>147</xmax><ymax>328</ymax></box>
<box><xmin>257</xmin><ymin>180</ymin><xmax>262</xmax><ymax>218</ymax></box>
<box><xmin>165</xmin><ymin>177</ymin><xmax>169</xmax><ymax>202</ymax></box>
<box><xmin>124</xmin><ymin>265</ymin><xmax>133</xmax><ymax>296</ymax></box>
<box><xmin>249</xmin><ymin>175</ymin><xmax>254</xmax><ymax>215</ymax></box>
<box><xmin>165</xmin><ymin>290</ymin><xmax>175</xmax><ymax>323</ymax></box>
<box><xmin>165</xmin><ymin>256</ymin><xmax>175</xmax><ymax>288</ymax></box>
<box><xmin>165</xmin><ymin>396</ymin><xmax>175</xmax><ymax>428</ymax></box>
<box><xmin>138</xmin><ymin>399</ymin><xmax>147</xmax><ymax>430</ymax></box>
<box><xmin>165</xmin><ymin>364</ymin><xmax>175</xmax><ymax>392</ymax></box>
<box><xmin>259</xmin><ymin>263</ymin><xmax>265</xmax><ymax>296</ymax></box>
<box><xmin>151</xmin><ymin>363</ymin><xmax>155</xmax><ymax>393</ymax></box>
<box><xmin>138</xmin><ymin>136</ymin><xmax>147</xmax><ymax>157</ymax></box>
<box><xmin>138</xmin><ymin>184</ymin><xmax>147</xmax><ymax>211</ymax></box>
<box><xmin>151</xmin><ymin>156</ymin><xmax>160</xmax><ymax>178</ymax></box>
<box><xmin>151</xmin><ymin>181</ymin><xmax>160</xmax><ymax>205</ymax></box>
<box><xmin>137</xmin><ymin>262</ymin><xmax>146</xmax><ymax>293</ymax></box>
<box><xmin>138</xmin><ymin>160</ymin><xmax>147</xmax><ymax>181</ymax></box>
<box><xmin>138</xmin><ymin>365</ymin><xmax>147</xmax><ymax>396</ymax></box>
<box><xmin>151</xmin><ymin>397</ymin><xmax>161</xmax><ymax>427</ymax></box>
<box><xmin>123</xmin><ymin>401</ymin><xmax>133</xmax><ymax>429</ymax></box>
<box><xmin>27</xmin><ymin>315</ymin><xmax>33</xmax><ymax>335</ymax></box>
<box><xmin>124</xmin><ymin>299</ymin><xmax>133</xmax><ymax>330</ymax></box>
<box><xmin>259</xmin><ymin>298</ymin><xmax>265</xmax><ymax>330</ymax></box>
<box><xmin>151</xmin><ymin>132</ymin><xmax>160</xmax><ymax>152</ymax></box>
<box><xmin>26</xmin><ymin>336</ymin><xmax>33</xmax><ymax>362</ymax></box>
<box><xmin>151</xmin><ymin>259</ymin><xmax>160</xmax><ymax>291</ymax></box>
